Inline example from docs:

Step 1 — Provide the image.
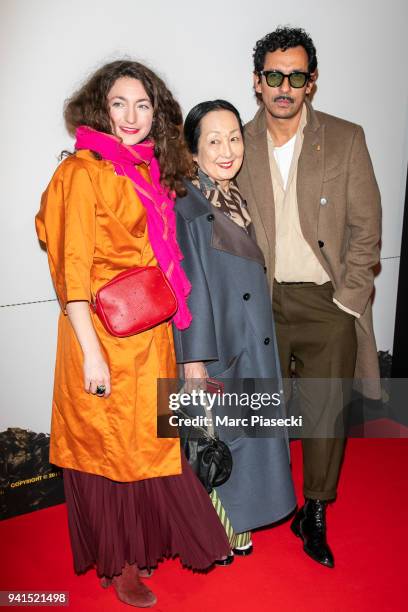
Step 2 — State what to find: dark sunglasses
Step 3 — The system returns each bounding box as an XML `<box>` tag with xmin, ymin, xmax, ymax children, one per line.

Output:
<box><xmin>259</xmin><ymin>70</ymin><xmax>310</xmax><ymax>88</ymax></box>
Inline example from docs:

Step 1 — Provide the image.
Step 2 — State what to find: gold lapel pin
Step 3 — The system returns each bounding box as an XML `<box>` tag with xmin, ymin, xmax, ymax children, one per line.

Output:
<box><xmin>316</xmin><ymin>144</ymin><xmax>321</xmax><ymax>151</ymax></box>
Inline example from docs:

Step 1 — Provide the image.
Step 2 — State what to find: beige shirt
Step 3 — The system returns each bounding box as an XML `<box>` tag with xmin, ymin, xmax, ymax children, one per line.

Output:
<box><xmin>267</xmin><ymin>104</ymin><xmax>359</xmax><ymax>317</ymax></box>
<box><xmin>268</xmin><ymin>104</ymin><xmax>330</xmax><ymax>285</ymax></box>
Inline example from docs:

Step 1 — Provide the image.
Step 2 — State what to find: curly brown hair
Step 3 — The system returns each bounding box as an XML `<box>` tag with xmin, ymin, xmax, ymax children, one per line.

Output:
<box><xmin>64</xmin><ymin>60</ymin><xmax>191</xmax><ymax>195</ymax></box>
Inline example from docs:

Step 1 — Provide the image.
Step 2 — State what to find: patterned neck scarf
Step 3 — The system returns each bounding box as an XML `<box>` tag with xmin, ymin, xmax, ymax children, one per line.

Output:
<box><xmin>192</xmin><ymin>169</ymin><xmax>251</xmax><ymax>232</ymax></box>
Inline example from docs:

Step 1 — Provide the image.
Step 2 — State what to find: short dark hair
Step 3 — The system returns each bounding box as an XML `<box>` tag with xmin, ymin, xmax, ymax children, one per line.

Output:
<box><xmin>253</xmin><ymin>26</ymin><xmax>317</xmax><ymax>74</ymax></box>
<box><xmin>184</xmin><ymin>99</ymin><xmax>243</xmax><ymax>155</ymax></box>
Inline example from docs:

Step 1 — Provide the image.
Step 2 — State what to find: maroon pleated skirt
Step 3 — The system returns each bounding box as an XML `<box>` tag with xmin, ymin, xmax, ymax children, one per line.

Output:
<box><xmin>63</xmin><ymin>453</ymin><xmax>230</xmax><ymax>577</ymax></box>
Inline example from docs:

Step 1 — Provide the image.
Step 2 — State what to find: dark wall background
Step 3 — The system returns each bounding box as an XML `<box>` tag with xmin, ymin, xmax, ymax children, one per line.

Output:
<box><xmin>392</xmin><ymin>167</ymin><xmax>408</xmax><ymax>378</ymax></box>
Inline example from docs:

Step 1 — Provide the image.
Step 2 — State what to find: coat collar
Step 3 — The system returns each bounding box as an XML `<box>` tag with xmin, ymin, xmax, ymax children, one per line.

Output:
<box><xmin>245</xmin><ymin>98</ymin><xmax>320</xmax><ymax>137</ymax></box>
<box><xmin>177</xmin><ymin>180</ymin><xmax>265</xmax><ymax>266</ymax></box>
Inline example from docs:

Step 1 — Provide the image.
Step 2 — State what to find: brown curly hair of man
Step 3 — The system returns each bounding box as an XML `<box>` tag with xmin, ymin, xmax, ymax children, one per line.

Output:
<box><xmin>64</xmin><ymin>60</ymin><xmax>192</xmax><ymax>196</ymax></box>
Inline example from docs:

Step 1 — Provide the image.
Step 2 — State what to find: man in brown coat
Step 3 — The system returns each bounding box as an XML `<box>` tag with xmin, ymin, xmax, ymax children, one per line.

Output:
<box><xmin>237</xmin><ymin>27</ymin><xmax>381</xmax><ymax>568</ymax></box>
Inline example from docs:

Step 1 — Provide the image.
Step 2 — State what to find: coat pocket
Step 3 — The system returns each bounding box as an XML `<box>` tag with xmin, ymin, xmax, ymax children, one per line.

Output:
<box><xmin>322</xmin><ymin>166</ymin><xmax>345</xmax><ymax>183</ymax></box>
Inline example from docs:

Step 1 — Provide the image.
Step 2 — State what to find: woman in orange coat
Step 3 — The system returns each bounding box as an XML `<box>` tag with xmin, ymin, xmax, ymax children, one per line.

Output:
<box><xmin>35</xmin><ymin>60</ymin><xmax>229</xmax><ymax>608</ymax></box>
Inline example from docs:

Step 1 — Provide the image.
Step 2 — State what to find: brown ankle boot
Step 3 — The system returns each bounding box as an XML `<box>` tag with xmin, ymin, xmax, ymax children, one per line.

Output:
<box><xmin>112</xmin><ymin>562</ymin><xmax>157</xmax><ymax>607</ymax></box>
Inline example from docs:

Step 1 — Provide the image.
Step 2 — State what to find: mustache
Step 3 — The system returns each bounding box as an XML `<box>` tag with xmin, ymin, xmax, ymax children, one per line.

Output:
<box><xmin>273</xmin><ymin>95</ymin><xmax>295</xmax><ymax>103</ymax></box>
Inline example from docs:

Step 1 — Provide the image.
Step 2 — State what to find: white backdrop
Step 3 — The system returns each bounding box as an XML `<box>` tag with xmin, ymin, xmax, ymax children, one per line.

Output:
<box><xmin>1</xmin><ymin>0</ymin><xmax>407</xmax><ymax>431</ymax></box>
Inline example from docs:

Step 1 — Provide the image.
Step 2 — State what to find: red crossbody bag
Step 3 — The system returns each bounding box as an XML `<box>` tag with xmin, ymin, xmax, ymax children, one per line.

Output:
<box><xmin>91</xmin><ymin>266</ymin><xmax>178</xmax><ymax>338</ymax></box>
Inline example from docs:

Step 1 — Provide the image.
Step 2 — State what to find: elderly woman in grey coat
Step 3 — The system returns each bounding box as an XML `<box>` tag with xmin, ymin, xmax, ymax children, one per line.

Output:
<box><xmin>173</xmin><ymin>100</ymin><xmax>296</xmax><ymax>563</ymax></box>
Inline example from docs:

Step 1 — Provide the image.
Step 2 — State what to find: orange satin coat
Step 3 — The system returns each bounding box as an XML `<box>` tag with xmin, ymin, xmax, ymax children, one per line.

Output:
<box><xmin>35</xmin><ymin>150</ymin><xmax>181</xmax><ymax>481</ymax></box>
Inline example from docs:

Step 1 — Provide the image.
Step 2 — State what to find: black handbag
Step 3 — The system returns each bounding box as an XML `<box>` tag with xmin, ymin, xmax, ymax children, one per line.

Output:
<box><xmin>176</xmin><ymin>397</ymin><xmax>233</xmax><ymax>493</ymax></box>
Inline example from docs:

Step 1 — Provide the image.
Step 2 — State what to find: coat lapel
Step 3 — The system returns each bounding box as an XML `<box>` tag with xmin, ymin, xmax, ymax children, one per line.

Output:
<box><xmin>211</xmin><ymin>208</ymin><xmax>265</xmax><ymax>266</ymax></box>
<box><xmin>182</xmin><ymin>181</ymin><xmax>265</xmax><ymax>266</ymax></box>
<box><xmin>243</xmin><ymin>108</ymin><xmax>275</xmax><ymax>256</ymax></box>
<box><xmin>297</xmin><ymin>100</ymin><xmax>325</xmax><ymax>260</ymax></box>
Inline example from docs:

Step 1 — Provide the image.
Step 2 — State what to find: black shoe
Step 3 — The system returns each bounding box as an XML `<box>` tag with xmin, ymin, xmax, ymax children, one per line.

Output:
<box><xmin>291</xmin><ymin>500</ymin><xmax>334</xmax><ymax>568</ymax></box>
<box><xmin>214</xmin><ymin>554</ymin><xmax>234</xmax><ymax>566</ymax></box>
<box><xmin>232</xmin><ymin>544</ymin><xmax>253</xmax><ymax>556</ymax></box>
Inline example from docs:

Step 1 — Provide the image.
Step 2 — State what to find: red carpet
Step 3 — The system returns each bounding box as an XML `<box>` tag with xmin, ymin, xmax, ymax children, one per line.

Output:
<box><xmin>1</xmin><ymin>439</ymin><xmax>406</xmax><ymax>611</ymax></box>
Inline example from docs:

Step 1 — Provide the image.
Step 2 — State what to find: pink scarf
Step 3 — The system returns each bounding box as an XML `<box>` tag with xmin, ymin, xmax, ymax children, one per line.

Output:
<box><xmin>75</xmin><ymin>125</ymin><xmax>192</xmax><ymax>330</ymax></box>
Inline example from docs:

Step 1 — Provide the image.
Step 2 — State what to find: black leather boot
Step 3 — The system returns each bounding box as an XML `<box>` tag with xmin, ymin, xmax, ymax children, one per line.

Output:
<box><xmin>291</xmin><ymin>499</ymin><xmax>334</xmax><ymax>568</ymax></box>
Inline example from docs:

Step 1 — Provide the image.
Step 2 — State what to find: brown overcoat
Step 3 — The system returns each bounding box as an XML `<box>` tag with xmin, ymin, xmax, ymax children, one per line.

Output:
<box><xmin>237</xmin><ymin>100</ymin><xmax>382</xmax><ymax>395</ymax></box>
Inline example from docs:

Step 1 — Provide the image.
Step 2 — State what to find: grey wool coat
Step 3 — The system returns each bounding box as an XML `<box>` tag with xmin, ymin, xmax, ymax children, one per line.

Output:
<box><xmin>173</xmin><ymin>180</ymin><xmax>296</xmax><ymax>533</ymax></box>
<box><xmin>237</xmin><ymin>100</ymin><xmax>382</xmax><ymax>398</ymax></box>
